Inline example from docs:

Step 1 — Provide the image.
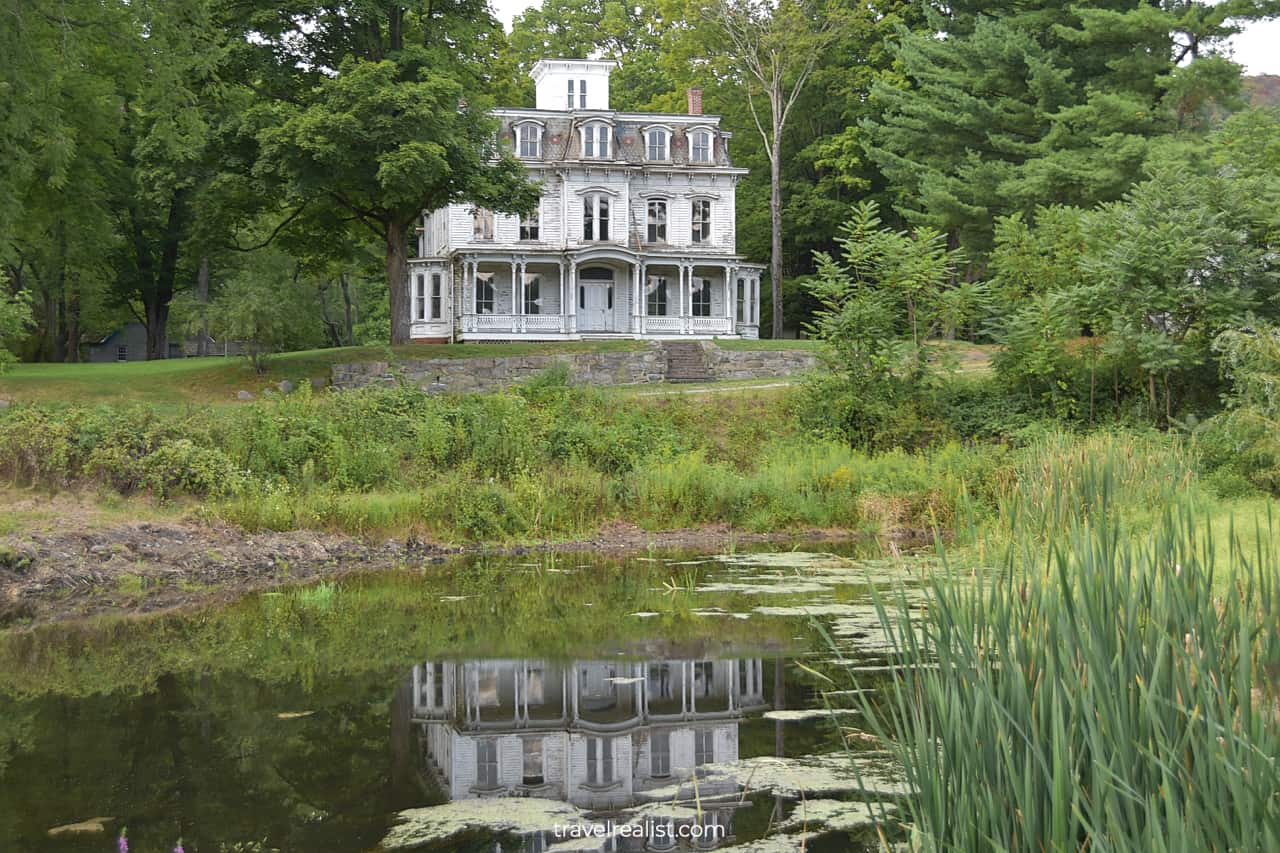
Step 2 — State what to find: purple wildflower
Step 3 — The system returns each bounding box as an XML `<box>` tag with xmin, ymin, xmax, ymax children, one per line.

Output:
<box><xmin>174</xmin><ymin>841</ymin><xmax>185</xmax><ymax>853</ymax></box>
<box><xmin>117</xmin><ymin>827</ymin><xmax>128</xmax><ymax>853</ymax></box>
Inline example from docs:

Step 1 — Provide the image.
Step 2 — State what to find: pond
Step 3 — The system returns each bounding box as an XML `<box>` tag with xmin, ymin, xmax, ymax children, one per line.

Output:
<box><xmin>0</xmin><ymin>544</ymin><xmax>927</xmax><ymax>852</ymax></box>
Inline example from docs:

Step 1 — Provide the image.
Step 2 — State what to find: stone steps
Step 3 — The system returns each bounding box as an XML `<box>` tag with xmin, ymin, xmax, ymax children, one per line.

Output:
<box><xmin>664</xmin><ymin>341</ymin><xmax>716</xmax><ymax>383</ymax></box>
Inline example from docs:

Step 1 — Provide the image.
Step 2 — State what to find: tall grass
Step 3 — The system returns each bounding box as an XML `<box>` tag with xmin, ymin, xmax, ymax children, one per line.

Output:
<box><xmin>847</xmin><ymin>463</ymin><xmax>1280</xmax><ymax>850</ymax></box>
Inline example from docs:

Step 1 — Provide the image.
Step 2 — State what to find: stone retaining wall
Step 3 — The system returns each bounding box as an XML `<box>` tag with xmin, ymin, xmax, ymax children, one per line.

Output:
<box><xmin>329</xmin><ymin>342</ymin><xmax>818</xmax><ymax>393</ymax></box>
<box><xmin>707</xmin><ymin>345</ymin><xmax>819</xmax><ymax>380</ymax></box>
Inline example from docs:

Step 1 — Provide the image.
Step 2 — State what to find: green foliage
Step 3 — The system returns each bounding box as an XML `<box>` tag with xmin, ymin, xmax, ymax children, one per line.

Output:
<box><xmin>865</xmin><ymin>0</ymin><xmax>1268</xmax><ymax>256</ymax></box>
<box><xmin>0</xmin><ymin>285</ymin><xmax>32</xmax><ymax>372</ymax></box>
<box><xmin>849</xmin><ymin>473</ymin><xmax>1280</xmax><ymax>850</ymax></box>
<box><xmin>987</xmin><ymin>159</ymin><xmax>1276</xmax><ymax>425</ymax></box>
<box><xmin>801</xmin><ymin>200</ymin><xmax>964</xmax><ymax>447</ymax></box>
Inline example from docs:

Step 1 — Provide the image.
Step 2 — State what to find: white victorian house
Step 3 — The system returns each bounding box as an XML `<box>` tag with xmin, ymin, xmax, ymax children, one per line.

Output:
<box><xmin>409</xmin><ymin>58</ymin><xmax>765</xmax><ymax>342</ymax></box>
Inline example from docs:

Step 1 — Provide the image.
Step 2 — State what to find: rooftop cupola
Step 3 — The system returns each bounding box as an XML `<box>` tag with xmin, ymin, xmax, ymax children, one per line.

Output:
<box><xmin>530</xmin><ymin>59</ymin><xmax>619</xmax><ymax>111</ymax></box>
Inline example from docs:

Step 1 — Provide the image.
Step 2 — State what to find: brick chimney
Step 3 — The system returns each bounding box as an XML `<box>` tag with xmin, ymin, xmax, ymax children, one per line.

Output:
<box><xmin>687</xmin><ymin>87</ymin><xmax>703</xmax><ymax>116</ymax></box>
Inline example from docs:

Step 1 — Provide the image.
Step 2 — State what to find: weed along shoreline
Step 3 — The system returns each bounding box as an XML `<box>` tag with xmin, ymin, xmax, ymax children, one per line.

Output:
<box><xmin>0</xmin><ymin>508</ymin><xmax>889</xmax><ymax>627</ymax></box>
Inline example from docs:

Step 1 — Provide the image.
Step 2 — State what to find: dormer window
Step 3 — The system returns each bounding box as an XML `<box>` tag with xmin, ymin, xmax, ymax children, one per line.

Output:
<box><xmin>566</xmin><ymin>79</ymin><xmax>574</xmax><ymax>109</ymax></box>
<box><xmin>583</xmin><ymin>123</ymin><xmax>611</xmax><ymax>158</ymax></box>
<box><xmin>567</xmin><ymin>79</ymin><xmax>587</xmax><ymax>109</ymax></box>
<box><xmin>517</xmin><ymin>123</ymin><xmax>541</xmax><ymax>158</ymax></box>
<box><xmin>646</xmin><ymin>128</ymin><xmax>669</xmax><ymax>161</ymax></box>
<box><xmin>691</xmin><ymin>129</ymin><xmax>712</xmax><ymax>163</ymax></box>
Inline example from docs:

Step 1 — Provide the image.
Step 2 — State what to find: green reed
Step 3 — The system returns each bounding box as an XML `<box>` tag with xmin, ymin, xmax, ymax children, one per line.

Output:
<box><xmin>847</xmin><ymin>460</ymin><xmax>1280</xmax><ymax>851</ymax></box>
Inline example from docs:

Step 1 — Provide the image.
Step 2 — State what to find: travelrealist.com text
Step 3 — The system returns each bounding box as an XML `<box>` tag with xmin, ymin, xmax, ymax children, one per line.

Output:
<box><xmin>552</xmin><ymin>821</ymin><xmax>728</xmax><ymax>843</ymax></box>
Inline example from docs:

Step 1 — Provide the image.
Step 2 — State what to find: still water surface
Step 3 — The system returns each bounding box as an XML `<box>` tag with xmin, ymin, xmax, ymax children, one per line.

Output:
<box><xmin>0</xmin><ymin>545</ymin><xmax>923</xmax><ymax>852</ymax></box>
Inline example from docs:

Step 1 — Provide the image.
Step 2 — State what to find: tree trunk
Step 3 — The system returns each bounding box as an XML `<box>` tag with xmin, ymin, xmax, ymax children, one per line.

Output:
<box><xmin>64</xmin><ymin>272</ymin><xmax>80</xmax><ymax>363</ymax></box>
<box><xmin>146</xmin><ymin>300</ymin><xmax>170</xmax><ymax>360</ymax></box>
<box><xmin>387</xmin><ymin>222</ymin><xmax>411</xmax><ymax>345</ymax></box>
<box><xmin>769</xmin><ymin>145</ymin><xmax>784</xmax><ymax>339</ymax></box>
<box><xmin>318</xmin><ymin>280</ymin><xmax>343</xmax><ymax>348</ymax></box>
<box><xmin>196</xmin><ymin>256</ymin><xmax>209</xmax><ymax>356</ymax></box>
<box><xmin>340</xmin><ymin>272</ymin><xmax>356</xmax><ymax>346</ymax></box>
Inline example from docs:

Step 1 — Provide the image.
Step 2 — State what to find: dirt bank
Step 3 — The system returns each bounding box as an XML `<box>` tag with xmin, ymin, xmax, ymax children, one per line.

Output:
<box><xmin>0</xmin><ymin>514</ymin><xmax>895</xmax><ymax>628</ymax></box>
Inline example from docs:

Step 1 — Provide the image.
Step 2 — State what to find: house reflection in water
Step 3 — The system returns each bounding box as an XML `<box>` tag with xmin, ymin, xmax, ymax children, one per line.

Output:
<box><xmin>409</xmin><ymin>657</ymin><xmax>773</xmax><ymax>850</ymax></box>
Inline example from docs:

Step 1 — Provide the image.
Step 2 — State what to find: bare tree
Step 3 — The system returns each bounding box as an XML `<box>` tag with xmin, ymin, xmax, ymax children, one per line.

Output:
<box><xmin>702</xmin><ymin>0</ymin><xmax>839</xmax><ymax>338</ymax></box>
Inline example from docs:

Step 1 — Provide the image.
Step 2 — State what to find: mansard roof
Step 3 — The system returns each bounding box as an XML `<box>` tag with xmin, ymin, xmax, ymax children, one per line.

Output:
<box><xmin>494</xmin><ymin>109</ymin><xmax>737</xmax><ymax>169</ymax></box>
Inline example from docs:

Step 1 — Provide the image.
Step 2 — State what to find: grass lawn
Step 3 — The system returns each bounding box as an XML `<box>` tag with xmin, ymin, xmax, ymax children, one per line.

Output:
<box><xmin>713</xmin><ymin>337</ymin><xmax>823</xmax><ymax>351</ymax></box>
<box><xmin>0</xmin><ymin>341</ymin><xmax>647</xmax><ymax>406</ymax></box>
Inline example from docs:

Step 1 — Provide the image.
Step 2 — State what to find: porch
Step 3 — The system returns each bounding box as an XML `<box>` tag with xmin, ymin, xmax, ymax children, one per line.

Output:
<box><xmin>454</xmin><ymin>255</ymin><xmax>761</xmax><ymax>341</ymax></box>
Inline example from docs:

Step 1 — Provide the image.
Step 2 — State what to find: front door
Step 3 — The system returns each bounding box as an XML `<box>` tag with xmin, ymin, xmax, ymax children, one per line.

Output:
<box><xmin>578</xmin><ymin>267</ymin><xmax>615</xmax><ymax>331</ymax></box>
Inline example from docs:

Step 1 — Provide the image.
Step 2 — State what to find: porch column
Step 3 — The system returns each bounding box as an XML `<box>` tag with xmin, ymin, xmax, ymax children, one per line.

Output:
<box><xmin>754</xmin><ymin>276</ymin><xmax>761</xmax><ymax>326</ymax></box>
<box><xmin>464</xmin><ymin>260</ymin><xmax>474</xmax><ymax>332</ymax></box>
<box><xmin>640</xmin><ymin>261</ymin><xmax>648</xmax><ymax>336</ymax></box>
<box><xmin>568</xmin><ymin>259</ymin><xmax>578</xmax><ymax>335</ymax></box>
<box><xmin>726</xmin><ymin>264</ymin><xmax>735</xmax><ymax>331</ymax></box>
<box><xmin>631</xmin><ymin>263</ymin><xmax>641</xmax><ymax>334</ymax></box>
<box><xmin>558</xmin><ymin>261</ymin><xmax>566</xmax><ymax>335</ymax></box>
<box><xmin>511</xmin><ymin>260</ymin><xmax>520</xmax><ymax>318</ymax></box>
<box><xmin>677</xmin><ymin>264</ymin><xmax>685</xmax><ymax>333</ymax></box>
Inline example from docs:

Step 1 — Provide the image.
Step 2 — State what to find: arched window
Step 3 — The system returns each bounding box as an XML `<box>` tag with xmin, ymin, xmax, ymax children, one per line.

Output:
<box><xmin>646</xmin><ymin>128</ymin><xmax>669</xmax><ymax>161</ymax></box>
<box><xmin>583</xmin><ymin>122</ymin><xmax>611</xmax><ymax>158</ymax></box>
<box><xmin>517</xmin><ymin>123</ymin><xmax>541</xmax><ymax>158</ymax></box>
<box><xmin>690</xmin><ymin>129</ymin><xmax>712</xmax><ymax>163</ymax></box>
<box><xmin>646</xmin><ymin>200</ymin><xmax>667</xmax><ymax>243</ymax></box>
<box><xmin>583</xmin><ymin>194</ymin><xmax>610</xmax><ymax>241</ymax></box>
<box><xmin>691</xmin><ymin>199</ymin><xmax>711</xmax><ymax>244</ymax></box>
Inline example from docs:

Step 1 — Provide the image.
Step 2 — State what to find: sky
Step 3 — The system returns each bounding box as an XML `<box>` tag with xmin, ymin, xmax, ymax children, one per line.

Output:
<box><xmin>488</xmin><ymin>1</ymin><xmax>1280</xmax><ymax>77</ymax></box>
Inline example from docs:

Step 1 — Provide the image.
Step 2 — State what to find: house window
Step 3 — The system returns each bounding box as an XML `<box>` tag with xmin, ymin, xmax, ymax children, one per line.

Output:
<box><xmin>691</xmin><ymin>130</ymin><xmax>712</xmax><ymax>163</ymax></box>
<box><xmin>476</xmin><ymin>739</ymin><xmax>498</xmax><ymax>788</ymax></box>
<box><xmin>691</xmin><ymin>279</ymin><xmax>712</xmax><ymax>317</ymax></box>
<box><xmin>475</xmin><ymin>272</ymin><xmax>495</xmax><ymax>314</ymax></box>
<box><xmin>522</xmin><ymin>737</ymin><xmax>545</xmax><ymax>785</ymax></box>
<box><xmin>116</xmin><ymin>345</ymin><xmax>128</xmax><ymax>362</ymax></box>
<box><xmin>472</xmin><ymin>208</ymin><xmax>494</xmax><ymax>241</ymax></box>
<box><xmin>518</xmin><ymin>123</ymin><xmax>541</xmax><ymax>158</ymax></box>
<box><xmin>414</xmin><ymin>274</ymin><xmax>427</xmax><ymax>321</ymax></box>
<box><xmin>579</xmin><ymin>79</ymin><xmax>587</xmax><ymax>108</ymax></box>
<box><xmin>583</xmin><ymin>194</ymin><xmax>610</xmax><ymax>241</ymax></box>
<box><xmin>430</xmin><ymin>273</ymin><xmax>443</xmax><ymax>320</ymax></box>
<box><xmin>691</xmin><ymin>200</ymin><xmax>711</xmax><ymax>243</ymax></box>
<box><xmin>567</xmin><ymin>79</ymin><xmax>575</xmax><ymax>110</ymax></box>
<box><xmin>583</xmin><ymin>123</ymin><xmax>610</xmax><ymax>158</ymax></box>
<box><xmin>736</xmin><ymin>278</ymin><xmax>746</xmax><ymax>321</ymax></box>
<box><xmin>646</xmin><ymin>128</ymin><xmax>669</xmax><ymax>161</ymax></box>
<box><xmin>694</xmin><ymin>659</ymin><xmax>715</xmax><ymax>693</ymax></box>
<box><xmin>647</xmin><ymin>200</ymin><xmax>667</xmax><ymax>243</ymax></box>
<box><xmin>524</xmin><ymin>274</ymin><xmax>541</xmax><ymax>315</ymax></box>
<box><xmin>695</xmin><ymin>729</ymin><xmax>714</xmax><ymax>766</ymax></box>
<box><xmin>520</xmin><ymin>206</ymin><xmax>540</xmax><ymax>241</ymax></box>
<box><xmin>650</xmin><ymin>731</ymin><xmax>671</xmax><ymax>777</ymax></box>
<box><xmin>433</xmin><ymin>661</ymin><xmax>446</xmax><ymax>707</ymax></box>
<box><xmin>646</xmin><ymin>277</ymin><xmax>668</xmax><ymax>316</ymax></box>
<box><xmin>587</xmin><ymin>736</ymin><xmax>614</xmax><ymax>785</ymax></box>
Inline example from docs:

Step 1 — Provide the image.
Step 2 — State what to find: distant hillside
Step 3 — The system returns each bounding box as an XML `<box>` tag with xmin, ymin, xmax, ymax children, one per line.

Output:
<box><xmin>1245</xmin><ymin>75</ymin><xmax>1280</xmax><ymax>108</ymax></box>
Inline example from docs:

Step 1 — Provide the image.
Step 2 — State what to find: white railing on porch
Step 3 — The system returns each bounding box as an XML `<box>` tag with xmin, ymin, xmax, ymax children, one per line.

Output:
<box><xmin>460</xmin><ymin>313</ymin><xmax>734</xmax><ymax>337</ymax></box>
<box><xmin>690</xmin><ymin>317</ymin><xmax>733</xmax><ymax>334</ymax></box>
<box><xmin>463</xmin><ymin>314</ymin><xmax>568</xmax><ymax>334</ymax></box>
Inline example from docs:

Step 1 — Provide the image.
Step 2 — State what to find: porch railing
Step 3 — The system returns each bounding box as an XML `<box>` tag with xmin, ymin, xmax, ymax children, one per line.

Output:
<box><xmin>462</xmin><ymin>314</ymin><xmax>567</xmax><ymax>334</ymax></box>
